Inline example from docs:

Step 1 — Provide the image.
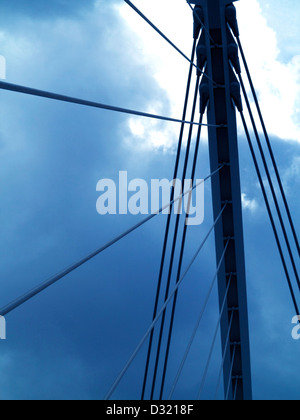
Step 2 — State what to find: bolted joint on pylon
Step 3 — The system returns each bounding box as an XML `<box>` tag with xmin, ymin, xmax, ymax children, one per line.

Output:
<box><xmin>227</xmin><ymin>28</ymin><xmax>241</xmax><ymax>74</ymax></box>
<box><xmin>230</xmin><ymin>81</ymin><xmax>243</xmax><ymax>112</ymax></box>
<box><xmin>226</xmin><ymin>3</ymin><xmax>240</xmax><ymax>37</ymax></box>
<box><xmin>199</xmin><ymin>76</ymin><xmax>210</xmax><ymax>114</ymax></box>
<box><xmin>229</xmin><ymin>68</ymin><xmax>243</xmax><ymax>112</ymax></box>
<box><xmin>193</xmin><ymin>6</ymin><xmax>204</xmax><ymax>39</ymax></box>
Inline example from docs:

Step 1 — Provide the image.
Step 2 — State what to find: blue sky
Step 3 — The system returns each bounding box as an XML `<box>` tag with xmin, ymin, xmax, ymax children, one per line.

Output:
<box><xmin>0</xmin><ymin>0</ymin><xmax>299</xmax><ymax>400</ymax></box>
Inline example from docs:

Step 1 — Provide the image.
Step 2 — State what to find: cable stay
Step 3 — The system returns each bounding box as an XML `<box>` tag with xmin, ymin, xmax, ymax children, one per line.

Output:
<box><xmin>235</xmin><ymin>35</ymin><xmax>300</xmax><ymax>258</ymax></box>
<box><xmin>239</xmin><ymin>111</ymin><xmax>300</xmax><ymax>316</ymax></box>
<box><xmin>141</xmin><ymin>38</ymin><xmax>198</xmax><ymax>401</ymax></box>
<box><xmin>225</xmin><ymin>344</ymin><xmax>237</xmax><ymax>400</ymax></box>
<box><xmin>0</xmin><ymin>81</ymin><xmax>221</xmax><ymax>128</ymax></box>
<box><xmin>167</xmin><ymin>246</ymin><xmax>231</xmax><ymax>401</ymax></box>
<box><xmin>104</xmin><ymin>204</ymin><xmax>227</xmax><ymax>401</ymax></box>
<box><xmin>190</xmin><ymin>6</ymin><xmax>299</xmax><ymax>270</ymax></box>
<box><xmin>238</xmin><ymin>73</ymin><xmax>300</xmax><ymax>292</ymax></box>
<box><xmin>212</xmin><ymin>311</ymin><xmax>234</xmax><ymax>401</ymax></box>
<box><xmin>158</xmin><ymin>111</ymin><xmax>205</xmax><ymax>401</ymax></box>
<box><xmin>186</xmin><ymin>1</ymin><xmax>220</xmax><ymax>48</ymax></box>
<box><xmin>124</xmin><ymin>0</ymin><xmax>218</xmax><ymax>87</ymax></box>
<box><xmin>2</xmin><ymin>0</ymin><xmax>298</xmax><ymax>402</ymax></box>
<box><xmin>196</xmin><ymin>241</ymin><xmax>230</xmax><ymax>400</ymax></box>
<box><xmin>149</xmin><ymin>74</ymin><xmax>201</xmax><ymax>401</ymax></box>
<box><xmin>0</xmin><ymin>167</ymin><xmax>223</xmax><ymax>318</ymax></box>
<box><xmin>142</xmin><ymin>10</ymin><xmax>211</xmax><ymax>399</ymax></box>
<box><xmin>188</xmin><ymin>272</ymin><xmax>233</xmax><ymax>399</ymax></box>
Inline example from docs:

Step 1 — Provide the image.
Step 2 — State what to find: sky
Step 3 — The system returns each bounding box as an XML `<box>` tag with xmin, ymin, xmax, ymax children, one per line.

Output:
<box><xmin>0</xmin><ymin>0</ymin><xmax>299</xmax><ymax>401</ymax></box>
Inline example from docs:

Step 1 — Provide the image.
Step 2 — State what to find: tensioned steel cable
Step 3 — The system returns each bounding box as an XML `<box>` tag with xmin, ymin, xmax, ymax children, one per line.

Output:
<box><xmin>159</xmin><ymin>111</ymin><xmax>205</xmax><ymax>400</ymax></box>
<box><xmin>212</xmin><ymin>310</ymin><xmax>234</xmax><ymax>401</ymax></box>
<box><xmin>141</xmin><ymin>38</ymin><xmax>198</xmax><ymax>401</ymax></box>
<box><xmin>0</xmin><ymin>169</ymin><xmax>222</xmax><ymax>317</ymax></box>
<box><xmin>167</xmin><ymin>246</ymin><xmax>231</xmax><ymax>401</ymax></box>
<box><xmin>225</xmin><ymin>344</ymin><xmax>237</xmax><ymax>401</ymax></box>
<box><xmin>104</xmin><ymin>200</ymin><xmax>226</xmax><ymax>401</ymax></box>
<box><xmin>124</xmin><ymin>0</ymin><xmax>218</xmax><ymax>87</ymax></box>
<box><xmin>239</xmin><ymin>111</ymin><xmax>300</xmax><ymax>316</ymax></box>
<box><xmin>233</xmin><ymin>378</ymin><xmax>239</xmax><ymax>401</ymax></box>
<box><xmin>236</xmin><ymin>35</ymin><xmax>300</xmax><ymax>258</ymax></box>
<box><xmin>196</xmin><ymin>242</ymin><xmax>231</xmax><ymax>400</ymax></box>
<box><xmin>0</xmin><ymin>81</ymin><xmax>220</xmax><ymax>128</ymax></box>
<box><xmin>149</xmin><ymin>74</ymin><xmax>201</xmax><ymax>400</ymax></box>
<box><xmin>170</xmin><ymin>272</ymin><xmax>233</xmax><ymax>401</ymax></box>
<box><xmin>238</xmin><ymin>74</ymin><xmax>300</xmax><ymax>292</ymax></box>
<box><xmin>186</xmin><ymin>1</ymin><xmax>219</xmax><ymax>48</ymax></box>
<box><xmin>191</xmin><ymin>3</ymin><xmax>299</xmax><ymax>272</ymax></box>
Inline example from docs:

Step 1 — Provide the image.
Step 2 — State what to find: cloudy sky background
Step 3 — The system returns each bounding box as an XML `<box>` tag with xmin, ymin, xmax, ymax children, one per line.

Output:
<box><xmin>0</xmin><ymin>0</ymin><xmax>299</xmax><ymax>400</ymax></box>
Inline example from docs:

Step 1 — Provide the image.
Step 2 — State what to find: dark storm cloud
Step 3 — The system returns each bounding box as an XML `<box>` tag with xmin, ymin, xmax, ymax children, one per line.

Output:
<box><xmin>0</xmin><ymin>0</ymin><xmax>300</xmax><ymax>401</ymax></box>
<box><xmin>0</xmin><ymin>0</ymin><xmax>175</xmax><ymax>400</ymax></box>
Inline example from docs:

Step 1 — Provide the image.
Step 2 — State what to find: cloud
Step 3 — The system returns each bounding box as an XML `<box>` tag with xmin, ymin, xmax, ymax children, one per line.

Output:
<box><xmin>117</xmin><ymin>0</ymin><xmax>300</xmax><ymax>150</ymax></box>
<box><xmin>117</xmin><ymin>0</ymin><xmax>198</xmax><ymax>152</ymax></box>
<box><xmin>1</xmin><ymin>0</ymin><xmax>299</xmax><ymax>401</ymax></box>
<box><xmin>242</xmin><ymin>193</ymin><xmax>258</xmax><ymax>212</ymax></box>
<box><xmin>236</xmin><ymin>0</ymin><xmax>300</xmax><ymax>142</ymax></box>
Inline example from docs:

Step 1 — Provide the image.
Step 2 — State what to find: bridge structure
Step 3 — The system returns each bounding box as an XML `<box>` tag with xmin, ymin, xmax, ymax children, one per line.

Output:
<box><xmin>0</xmin><ymin>0</ymin><xmax>299</xmax><ymax>400</ymax></box>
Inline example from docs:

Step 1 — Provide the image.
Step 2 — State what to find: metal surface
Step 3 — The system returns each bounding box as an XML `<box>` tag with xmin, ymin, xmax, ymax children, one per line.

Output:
<box><xmin>193</xmin><ymin>0</ymin><xmax>252</xmax><ymax>400</ymax></box>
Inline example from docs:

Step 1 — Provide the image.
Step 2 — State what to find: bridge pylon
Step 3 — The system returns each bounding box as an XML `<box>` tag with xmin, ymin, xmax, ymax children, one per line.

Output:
<box><xmin>191</xmin><ymin>0</ymin><xmax>252</xmax><ymax>400</ymax></box>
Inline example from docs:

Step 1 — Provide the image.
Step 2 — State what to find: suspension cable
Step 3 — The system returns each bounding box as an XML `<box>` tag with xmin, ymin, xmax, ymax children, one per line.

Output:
<box><xmin>167</xmin><ymin>246</ymin><xmax>231</xmax><ymax>400</ymax></box>
<box><xmin>238</xmin><ymin>74</ymin><xmax>300</xmax><ymax>292</ymax></box>
<box><xmin>170</xmin><ymin>272</ymin><xmax>233</xmax><ymax>400</ymax></box>
<box><xmin>239</xmin><ymin>110</ymin><xmax>300</xmax><ymax>316</ymax></box>
<box><xmin>212</xmin><ymin>310</ymin><xmax>234</xmax><ymax>400</ymax></box>
<box><xmin>104</xmin><ymin>200</ymin><xmax>226</xmax><ymax>401</ymax></box>
<box><xmin>196</xmin><ymin>241</ymin><xmax>230</xmax><ymax>400</ymax></box>
<box><xmin>186</xmin><ymin>1</ymin><xmax>219</xmax><ymax>48</ymax></box>
<box><xmin>225</xmin><ymin>344</ymin><xmax>237</xmax><ymax>400</ymax></box>
<box><xmin>124</xmin><ymin>0</ymin><xmax>217</xmax><ymax>87</ymax></box>
<box><xmin>236</xmin><ymin>35</ymin><xmax>300</xmax><ymax>257</ymax></box>
<box><xmin>159</xmin><ymin>111</ymin><xmax>205</xmax><ymax>400</ymax></box>
<box><xmin>0</xmin><ymin>81</ymin><xmax>220</xmax><ymax>128</ymax></box>
<box><xmin>0</xmin><ymin>168</ymin><xmax>223</xmax><ymax>317</ymax></box>
<box><xmin>141</xmin><ymin>38</ymin><xmax>198</xmax><ymax>401</ymax></box>
<box><xmin>233</xmin><ymin>377</ymin><xmax>239</xmax><ymax>401</ymax></box>
<box><xmin>150</xmin><ymin>75</ymin><xmax>201</xmax><ymax>400</ymax></box>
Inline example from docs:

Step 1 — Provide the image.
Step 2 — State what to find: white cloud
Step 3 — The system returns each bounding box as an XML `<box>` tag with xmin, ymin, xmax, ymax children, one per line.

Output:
<box><xmin>236</xmin><ymin>0</ymin><xmax>300</xmax><ymax>142</ymax></box>
<box><xmin>117</xmin><ymin>0</ymin><xmax>300</xmax><ymax>150</ymax></box>
<box><xmin>241</xmin><ymin>193</ymin><xmax>258</xmax><ymax>212</ymax></box>
<box><xmin>116</xmin><ymin>0</ymin><xmax>197</xmax><ymax>152</ymax></box>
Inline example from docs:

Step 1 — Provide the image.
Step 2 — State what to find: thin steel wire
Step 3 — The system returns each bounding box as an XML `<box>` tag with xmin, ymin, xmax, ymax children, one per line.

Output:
<box><xmin>167</xmin><ymin>248</ymin><xmax>231</xmax><ymax>400</ymax></box>
<box><xmin>240</xmin><ymin>110</ymin><xmax>300</xmax><ymax>316</ymax></box>
<box><xmin>124</xmin><ymin>0</ymin><xmax>218</xmax><ymax>87</ymax></box>
<box><xmin>236</xmin><ymin>34</ymin><xmax>300</xmax><ymax>257</ymax></box>
<box><xmin>150</xmin><ymin>74</ymin><xmax>201</xmax><ymax>401</ymax></box>
<box><xmin>104</xmin><ymin>202</ymin><xmax>226</xmax><ymax>401</ymax></box>
<box><xmin>212</xmin><ymin>311</ymin><xmax>234</xmax><ymax>400</ymax></box>
<box><xmin>141</xmin><ymin>38</ymin><xmax>198</xmax><ymax>401</ymax></box>
<box><xmin>0</xmin><ymin>81</ymin><xmax>221</xmax><ymax>128</ymax></box>
<box><xmin>239</xmin><ymin>74</ymin><xmax>300</xmax><ymax>291</ymax></box>
<box><xmin>0</xmin><ymin>167</ymin><xmax>224</xmax><ymax>317</ymax></box>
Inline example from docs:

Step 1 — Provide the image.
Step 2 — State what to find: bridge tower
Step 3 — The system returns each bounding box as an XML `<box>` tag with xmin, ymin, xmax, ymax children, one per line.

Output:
<box><xmin>190</xmin><ymin>0</ymin><xmax>252</xmax><ymax>400</ymax></box>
